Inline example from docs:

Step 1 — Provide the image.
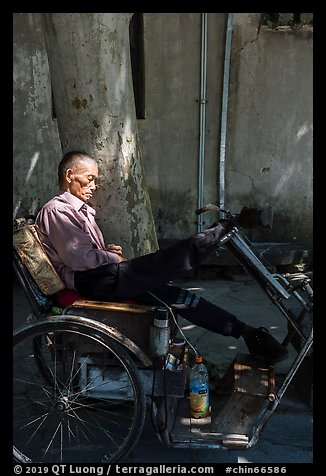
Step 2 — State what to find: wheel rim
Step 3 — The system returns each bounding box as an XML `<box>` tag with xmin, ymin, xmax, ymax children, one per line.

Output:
<box><xmin>13</xmin><ymin>321</ymin><xmax>145</xmax><ymax>463</ymax></box>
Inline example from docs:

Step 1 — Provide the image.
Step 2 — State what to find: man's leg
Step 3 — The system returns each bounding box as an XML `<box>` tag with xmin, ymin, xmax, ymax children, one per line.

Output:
<box><xmin>135</xmin><ymin>283</ymin><xmax>245</xmax><ymax>338</ymax></box>
<box><xmin>129</xmin><ymin>283</ymin><xmax>289</xmax><ymax>363</ymax></box>
<box><xmin>112</xmin><ymin>222</ymin><xmax>230</xmax><ymax>298</ymax></box>
<box><xmin>75</xmin><ymin>274</ymin><xmax>288</xmax><ymax>363</ymax></box>
<box><xmin>75</xmin><ymin>222</ymin><xmax>230</xmax><ymax>300</ymax></box>
<box><xmin>74</xmin><ymin>223</ymin><xmax>288</xmax><ymax>363</ymax></box>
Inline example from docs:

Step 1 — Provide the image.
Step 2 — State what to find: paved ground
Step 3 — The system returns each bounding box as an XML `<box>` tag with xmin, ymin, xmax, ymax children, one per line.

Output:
<box><xmin>13</xmin><ymin>272</ymin><xmax>313</xmax><ymax>464</ymax></box>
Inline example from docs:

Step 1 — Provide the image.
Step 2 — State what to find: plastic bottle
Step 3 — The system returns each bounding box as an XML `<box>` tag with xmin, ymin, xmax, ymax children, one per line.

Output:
<box><xmin>165</xmin><ymin>338</ymin><xmax>186</xmax><ymax>371</ymax></box>
<box><xmin>165</xmin><ymin>352</ymin><xmax>177</xmax><ymax>371</ymax></box>
<box><xmin>189</xmin><ymin>355</ymin><xmax>210</xmax><ymax>418</ymax></box>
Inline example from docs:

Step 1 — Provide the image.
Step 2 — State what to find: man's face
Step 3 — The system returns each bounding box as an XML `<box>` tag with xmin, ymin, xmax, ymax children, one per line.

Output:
<box><xmin>66</xmin><ymin>160</ymin><xmax>99</xmax><ymax>203</ymax></box>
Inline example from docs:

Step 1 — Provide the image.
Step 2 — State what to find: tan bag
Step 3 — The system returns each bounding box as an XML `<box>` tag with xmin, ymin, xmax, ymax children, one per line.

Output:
<box><xmin>13</xmin><ymin>218</ymin><xmax>65</xmax><ymax>295</ymax></box>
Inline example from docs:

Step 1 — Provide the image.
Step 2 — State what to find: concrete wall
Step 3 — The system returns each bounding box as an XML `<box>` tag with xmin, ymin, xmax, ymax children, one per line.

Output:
<box><xmin>13</xmin><ymin>13</ymin><xmax>62</xmax><ymax>218</ymax></box>
<box><xmin>226</xmin><ymin>14</ymin><xmax>313</xmax><ymax>243</ymax></box>
<box><xmin>13</xmin><ymin>13</ymin><xmax>313</xmax><ymax>244</ymax></box>
<box><xmin>138</xmin><ymin>13</ymin><xmax>228</xmax><ymax>239</ymax></box>
<box><xmin>138</xmin><ymin>13</ymin><xmax>313</xmax><ymax>244</ymax></box>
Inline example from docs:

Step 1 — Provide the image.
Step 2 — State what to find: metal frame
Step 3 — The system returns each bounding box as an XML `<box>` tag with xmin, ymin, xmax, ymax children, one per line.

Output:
<box><xmin>217</xmin><ymin>226</ymin><xmax>313</xmax><ymax>443</ymax></box>
<box><xmin>13</xmin><ymin>218</ymin><xmax>313</xmax><ymax>456</ymax></box>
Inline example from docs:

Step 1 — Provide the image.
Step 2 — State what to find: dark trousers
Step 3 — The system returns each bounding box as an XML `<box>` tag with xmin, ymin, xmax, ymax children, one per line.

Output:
<box><xmin>74</xmin><ymin>224</ymin><xmax>245</xmax><ymax>338</ymax></box>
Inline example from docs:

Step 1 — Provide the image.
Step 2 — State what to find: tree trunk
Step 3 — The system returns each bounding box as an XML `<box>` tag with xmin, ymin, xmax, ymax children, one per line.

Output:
<box><xmin>42</xmin><ymin>13</ymin><xmax>158</xmax><ymax>258</ymax></box>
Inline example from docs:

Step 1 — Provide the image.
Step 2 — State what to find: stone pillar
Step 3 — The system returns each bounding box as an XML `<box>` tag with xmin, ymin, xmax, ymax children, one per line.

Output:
<box><xmin>42</xmin><ymin>13</ymin><xmax>158</xmax><ymax>257</ymax></box>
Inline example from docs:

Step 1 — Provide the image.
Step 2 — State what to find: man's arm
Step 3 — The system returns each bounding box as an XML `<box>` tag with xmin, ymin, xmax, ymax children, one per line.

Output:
<box><xmin>37</xmin><ymin>208</ymin><xmax>123</xmax><ymax>271</ymax></box>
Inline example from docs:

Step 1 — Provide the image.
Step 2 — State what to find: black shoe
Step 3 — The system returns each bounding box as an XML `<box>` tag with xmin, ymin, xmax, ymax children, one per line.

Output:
<box><xmin>244</xmin><ymin>327</ymin><xmax>288</xmax><ymax>363</ymax></box>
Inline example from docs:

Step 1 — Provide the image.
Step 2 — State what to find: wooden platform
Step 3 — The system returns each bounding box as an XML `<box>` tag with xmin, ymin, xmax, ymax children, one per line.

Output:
<box><xmin>169</xmin><ymin>354</ymin><xmax>274</xmax><ymax>449</ymax></box>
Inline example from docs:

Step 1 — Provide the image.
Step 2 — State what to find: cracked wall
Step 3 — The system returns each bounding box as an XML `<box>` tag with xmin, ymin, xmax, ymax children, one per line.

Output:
<box><xmin>226</xmin><ymin>13</ymin><xmax>312</xmax><ymax>243</ymax></box>
<box><xmin>138</xmin><ymin>13</ymin><xmax>312</xmax><ymax>244</ymax></box>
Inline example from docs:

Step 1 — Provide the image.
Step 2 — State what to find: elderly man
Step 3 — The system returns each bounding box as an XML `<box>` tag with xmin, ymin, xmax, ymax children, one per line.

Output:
<box><xmin>35</xmin><ymin>150</ymin><xmax>288</xmax><ymax>363</ymax></box>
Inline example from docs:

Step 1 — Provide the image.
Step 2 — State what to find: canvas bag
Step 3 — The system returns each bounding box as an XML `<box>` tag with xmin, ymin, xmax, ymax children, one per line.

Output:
<box><xmin>13</xmin><ymin>218</ymin><xmax>65</xmax><ymax>295</ymax></box>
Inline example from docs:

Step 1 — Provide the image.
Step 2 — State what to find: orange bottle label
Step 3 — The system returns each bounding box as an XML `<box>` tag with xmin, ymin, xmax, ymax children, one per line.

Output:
<box><xmin>190</xmin><ymin>389</ymin><xmax>209</xmax><ymax>417</ymax></box>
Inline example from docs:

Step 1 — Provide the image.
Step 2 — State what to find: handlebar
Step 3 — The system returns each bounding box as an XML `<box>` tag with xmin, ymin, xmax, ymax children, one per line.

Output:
<box><xmin>195</xmin><ymin>203</ymin><xmax>224</xmax><ymax>216</ymax></box>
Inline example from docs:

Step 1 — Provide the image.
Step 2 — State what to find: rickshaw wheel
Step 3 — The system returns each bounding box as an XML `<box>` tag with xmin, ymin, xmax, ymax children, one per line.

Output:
<box><xmin>13</xmin><ymin>318</ymin><xmax>146</xmax><ymax>463</ymax></box>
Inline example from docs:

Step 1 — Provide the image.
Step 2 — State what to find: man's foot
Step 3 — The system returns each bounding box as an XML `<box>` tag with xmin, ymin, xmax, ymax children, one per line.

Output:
<box><xmin>243</xmin><ymin>327</ymin><xmax>288</xmax><ymax>363</ymax></box>
<box><xmin>195</xmin><ymin>221</ymin><xmax>233</xmax><ymax>248</ymax></box>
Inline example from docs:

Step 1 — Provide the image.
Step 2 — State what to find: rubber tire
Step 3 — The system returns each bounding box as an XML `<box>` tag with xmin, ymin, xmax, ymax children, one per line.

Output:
<box><xmin>13</xmin><ymin>318</ymin><xmax>146</xmax><ymax>463</ymax></box>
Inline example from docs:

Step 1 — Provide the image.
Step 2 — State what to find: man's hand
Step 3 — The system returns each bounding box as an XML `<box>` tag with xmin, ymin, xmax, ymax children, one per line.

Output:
<box><xmin>106</xmin><ymin>243</ymin><xmax>127</xmax><ymax>262</ymax></box>
<box><xmin>106</xmin><ymin>244</ymin><xmax>123</xmax><ymax>256</ymax></box>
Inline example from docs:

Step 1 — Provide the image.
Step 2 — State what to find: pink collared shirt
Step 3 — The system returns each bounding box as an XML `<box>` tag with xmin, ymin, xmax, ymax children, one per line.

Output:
<box><xmin>35</xmin><ymin>191</ymin><xmax>121</xmax><ymax>290</ymax></box>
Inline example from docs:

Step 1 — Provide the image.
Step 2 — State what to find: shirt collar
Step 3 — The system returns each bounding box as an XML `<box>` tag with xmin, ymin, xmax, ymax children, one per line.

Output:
<box><xmin>59</xmin><ymin>191</ymin><xmax>96</xmax><ymax>215</ymax></box>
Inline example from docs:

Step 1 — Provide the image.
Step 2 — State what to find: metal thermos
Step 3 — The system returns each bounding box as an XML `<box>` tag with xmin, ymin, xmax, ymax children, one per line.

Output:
<box><xmin>148</xmin><ymin>308</ymin><xmax>170</xmax><ymax>358</ymax></box>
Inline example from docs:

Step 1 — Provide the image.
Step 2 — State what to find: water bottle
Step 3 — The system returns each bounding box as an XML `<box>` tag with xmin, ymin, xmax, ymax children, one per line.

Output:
<box><xmin>189</xmin><ymin>355</ymin><xmax>209</xmax><ymax>418</ymax></box>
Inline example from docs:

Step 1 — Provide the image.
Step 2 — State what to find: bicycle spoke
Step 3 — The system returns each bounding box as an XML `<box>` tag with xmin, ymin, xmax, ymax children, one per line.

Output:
<box><xmin>13</xmin><ymin>323</ymin><xmax>146</xmax><ymax>463</ymax></box>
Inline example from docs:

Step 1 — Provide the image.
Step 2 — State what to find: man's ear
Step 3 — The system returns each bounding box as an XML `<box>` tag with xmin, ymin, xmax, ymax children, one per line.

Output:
<box><xmin>65</xmin><ymin>168</ymin><xmax>74</xmax><ymax>184</ymax></box>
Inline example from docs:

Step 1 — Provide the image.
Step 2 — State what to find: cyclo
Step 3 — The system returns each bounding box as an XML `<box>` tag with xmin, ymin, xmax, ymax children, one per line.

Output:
<box><xmin>13</xmin><ymin>205</ymin><xmax>313</xmax><ymax>463</ymax></box>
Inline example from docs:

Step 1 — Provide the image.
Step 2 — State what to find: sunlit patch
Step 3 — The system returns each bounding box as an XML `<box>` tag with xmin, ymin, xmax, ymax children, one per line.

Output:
<box><xmin>25</xmin><ymin>151</ymin><xmax>40</xmax><ymax>184</ymax></box>
<box><xmin>296</xmin><ymin>123</ymin><xmax>309</xmax><ymax>141</ymax></box>
<box><xmin>181</xmin><ymin>324</ymin><xmax>197</xmax><ymax>331</ymax></box>
<box><xmin>13</xmin><ymin>200</ymin><xmax>22</xmax><ymax>218</ymax></box>
<box><xmin>269</xmin><ymin>326</ymin><xmax>278</xmax><ymax>330</ymax></box>
<box><xmin>14</xmin><ymin>151</ymin><xmax>41</xmax><ymax>218</ymax></box>
<box><xmin>228</xmin><ymin>345</ymin><xmax>237</xmax><ymax>350</ymax></box>
<box><xmin>238</xmin><ymin>456</ymin><xmax>251</xmax><ymax>463</ymax></box>
<box><xmin>180</xmin><ymin>417</ymin><xmax>191</xmax><ymax>424</ymax></box>
<box><xmin>31</xmin><ymin>198</ymin><xmax>39</xmax><ymax>216</ymax></box>
<box><xmin>273</xmin><ymin>163</ymin><xmax>296</xmax><ymax>195</ymax></box>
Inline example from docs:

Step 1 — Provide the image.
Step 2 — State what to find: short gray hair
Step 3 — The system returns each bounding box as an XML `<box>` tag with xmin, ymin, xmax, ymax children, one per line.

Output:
<box><xmin>58</xmin><ymin>151</ymin><xmax>97</xmax><ymax>188</ymax></box>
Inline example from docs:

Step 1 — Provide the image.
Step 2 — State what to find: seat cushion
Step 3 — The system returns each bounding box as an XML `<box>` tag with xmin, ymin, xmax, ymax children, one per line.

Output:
<box><xmin>55</xmin><ymin>289</ymin><xmax>86</xmax><ymax>307</ymax></box>
<box><xmin>13</xmin><ymin>223</ymin><xmax>65</xmax><ymax>295</ymax></box>
<box><xmin>55</xmin><ymin>288</ymin><xmax>138</xmax><ymax>308</ymax></box>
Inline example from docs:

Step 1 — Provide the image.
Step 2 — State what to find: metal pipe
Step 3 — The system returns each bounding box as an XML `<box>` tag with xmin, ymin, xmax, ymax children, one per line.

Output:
<box><xmin>197</xmin><ymin>13</ymin><xmax>208</xmax><ymax>232</ymax></box>
<box><xmin>219</xmin><ymin>13</ymin><xmax>233</xmax><ymax>214</ymax></box>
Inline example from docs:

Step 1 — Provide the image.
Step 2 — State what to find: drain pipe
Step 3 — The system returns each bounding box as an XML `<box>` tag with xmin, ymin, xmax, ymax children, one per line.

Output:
<box><xmin>197</xmin><ymin>12</ymin><xmax>208</xmax><ymax>232</ymax></box>
<box><xmin>219</xmin><ymin>13</ymin><xmax>233</xmax><ymax>215</ymax></box>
